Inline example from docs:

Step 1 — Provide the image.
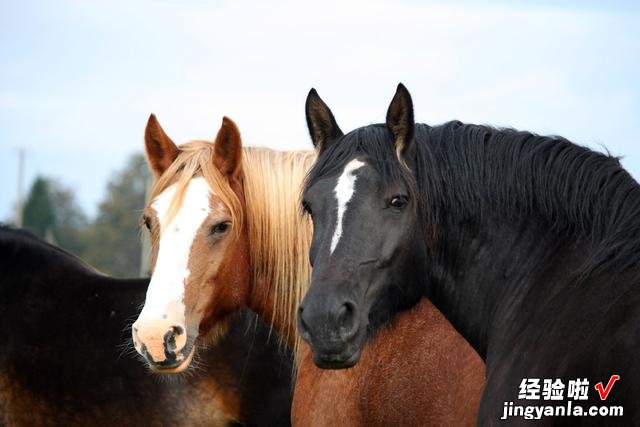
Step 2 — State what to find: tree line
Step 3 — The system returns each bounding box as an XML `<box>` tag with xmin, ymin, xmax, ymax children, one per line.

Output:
<box><xmin>17</xmin><ymin>154</ymin><xmax>150</xmax><ymax>278</ymax></box>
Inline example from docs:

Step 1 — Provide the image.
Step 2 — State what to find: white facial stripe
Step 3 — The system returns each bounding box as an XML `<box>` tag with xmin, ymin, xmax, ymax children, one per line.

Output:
<box><xmin>330</xmin><ymin>159</ymin><xmax>366</xmax><ymax>254</ymax></box>
<box><xmin>138</xmin><ymin>177</ymin><xmax>212</xmax><ymax>322</ymax></box>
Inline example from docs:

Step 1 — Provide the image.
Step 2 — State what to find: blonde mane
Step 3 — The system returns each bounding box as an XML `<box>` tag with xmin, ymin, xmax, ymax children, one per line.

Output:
<box><xmin>148</xmin><ymin>141</ymin><xmax>315</xmax><ymax>358</ymax></box>
<box><xmin>242</xmin><ymin>147</ymin><xmax>315</xmax><ymax>357</ymax></box>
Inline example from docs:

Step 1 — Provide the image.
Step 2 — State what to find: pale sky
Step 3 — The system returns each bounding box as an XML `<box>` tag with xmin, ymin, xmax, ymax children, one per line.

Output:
<box><xmin>1</xmin><ymin>0</ymin><xmax>639</xmax><ymax>219</ymax></box>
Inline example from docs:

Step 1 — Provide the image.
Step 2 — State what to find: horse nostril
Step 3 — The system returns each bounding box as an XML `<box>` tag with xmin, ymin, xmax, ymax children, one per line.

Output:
<box><xmin>163</xmin><ymin>327</ymin><xmax>181</xmax><ymax>354</ymax></box>
<box><xmin>337</xmin><ymin>303</ymin><xmax>352</xmax><ymax>324</ymax></box>
<box><xmin>337</xmin><ymin>301</ymin><xmax>358</xmax><ymax>341</ymax></box>
<box><xmin>297</xmin><ymin>305</ymin><xmax>311</xmax><ymax>341</ymax></box>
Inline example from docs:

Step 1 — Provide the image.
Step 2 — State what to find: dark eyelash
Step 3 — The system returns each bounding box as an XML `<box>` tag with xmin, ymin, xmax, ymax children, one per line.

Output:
<box><xmin>388</xmin><ymin>195</ymin><xmax>409</xmax><ymax>209</ymax></box>
<box><xmin>210</xmin><ymin>222</ymin><xmax>230</xmax><ymax>235</ymax></box>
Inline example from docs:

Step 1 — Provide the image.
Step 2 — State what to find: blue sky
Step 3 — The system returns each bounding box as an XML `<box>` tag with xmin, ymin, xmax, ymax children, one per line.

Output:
<box><xmin>1</xmin><ymin>0</ymin><xmax>639</xmax><ymax>220</ymax></box>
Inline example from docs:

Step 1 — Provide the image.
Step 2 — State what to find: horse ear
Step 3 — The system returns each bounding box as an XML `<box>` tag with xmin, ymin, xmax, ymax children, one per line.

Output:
<box><xmin>386</xmin><ymin>83</ymin><xmax>415</xmax><ymax>163</ymax></box>
<box><xmin>145</xmin><ymin>114</ymin><xmax>179</xmax><ymax>178</ymax></box>
<box><xmin>213</xmin><ymin>116</ymin><xmax>242</xmax><ymax>179</ymax></box>
<box><xmin>305</xmin><ymin>88</ymin><xmax>343</xmax><ymax>153</ymax></box>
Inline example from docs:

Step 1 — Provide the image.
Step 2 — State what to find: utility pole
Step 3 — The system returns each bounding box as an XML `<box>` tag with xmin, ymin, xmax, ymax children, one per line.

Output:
<box><xmin>16</xmin><ymin>148</ymin><xmax>25</xmax><ymax>228</ymax></box>
<box><xmin>139</xmin><ymin>174</ymin><xmax>153</xmax><ymax>277</ymax></box>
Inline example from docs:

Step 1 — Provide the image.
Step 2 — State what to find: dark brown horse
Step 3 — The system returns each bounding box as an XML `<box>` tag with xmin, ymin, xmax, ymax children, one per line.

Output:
<box><xmin>0</xmin><ymin>226</ymin><xmax>293</xmax><ymax>426</ymax></box>
<box><xmin>132</xmin><ymin>115</ymin><xmax>484</xmax><ymax>425</ymax></box>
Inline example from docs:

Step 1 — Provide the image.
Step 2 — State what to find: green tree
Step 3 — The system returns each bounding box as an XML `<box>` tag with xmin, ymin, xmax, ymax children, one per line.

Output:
<box><xmin>49</xmin><ymin>179</ymin><xmax>89</xmax><ymax>256</ymax></box>
<box><xmin>82</xmin><ymin>154</ymin><xmax>150</xmax><ymax>277</ymax></box>
<box><xmin>23</xmin><ymin>177</ymin><xmax>56</xmax><ymax>238</ymax></box>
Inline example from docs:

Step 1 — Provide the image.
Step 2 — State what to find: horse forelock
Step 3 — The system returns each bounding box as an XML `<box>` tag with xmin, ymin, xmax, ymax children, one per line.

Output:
<box><xmin>304</xmin><ymin>124</ymin><xmax>421</xmax><ymax>225</ymax></box>
<box><xmin>148</xmin><ymin>140</ymin><xmax>243</xmax><ymax>240</ymax></box>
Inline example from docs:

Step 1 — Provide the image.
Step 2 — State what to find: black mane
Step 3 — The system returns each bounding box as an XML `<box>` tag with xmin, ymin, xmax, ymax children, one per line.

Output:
<box><xmin>306</xmin><ymin>121</ymin><xmax>640</xmax><ymax>280</ymax></box>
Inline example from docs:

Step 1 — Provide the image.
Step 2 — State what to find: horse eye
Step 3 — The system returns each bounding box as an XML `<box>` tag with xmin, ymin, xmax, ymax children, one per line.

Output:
<box><xmin>388</xmin><ymin>196</ymin><xmax>409</xmax><ymax>209</ymax></box>
<box><xmin>142</xmin><ymin>215</ymin><xmax>152</xmax><ymax>230</ymax></box>
<box><xmin>211</xmin><ymin>221</ymin><xmax>231</xmax><ymax>235</ymax></box>
<box><xmin>302</xmin><ymin>200</ymin><xmax>313</xmax><ymax>216</ymax></box>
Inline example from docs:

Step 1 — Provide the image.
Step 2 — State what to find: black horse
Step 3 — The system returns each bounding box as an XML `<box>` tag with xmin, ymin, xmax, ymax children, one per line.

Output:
<box><xmin>0</xmin><ymin>226</ymin><xmax>293</xmax><ymax>426</ymax></box>
<box><xmin>297</xmin><ymin>84</ymin><xmax>640</xmax><ymax>425</ymax></box>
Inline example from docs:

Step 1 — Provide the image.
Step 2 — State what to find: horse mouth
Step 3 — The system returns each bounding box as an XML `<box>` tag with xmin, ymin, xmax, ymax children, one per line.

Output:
<box><xmin>312</xmin><ymin>348</ymin><xmax>361</xmax><ymax>370</ymax></box>
<box><xmin>148</xmin><ymin>344</ymin><xmax>196</xmax><ymax>374</ymax></box>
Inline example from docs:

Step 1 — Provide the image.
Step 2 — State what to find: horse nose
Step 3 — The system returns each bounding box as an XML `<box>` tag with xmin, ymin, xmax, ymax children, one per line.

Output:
<box><xmin>163</xmin><ymin>326</ymin><xmax>185</xmax><ymax>354</ymax></box>
<box><xmin>297</xmin><ymin>298</ymin><xmax>359</xmax><ymax>344</ymax></box>
<box><xmin>131</xmin><ymin>320</ymin><xmax>187</xmax><ymax>364</ymax></box>
<box><xmin>297</xmin><ymin>304</ymin><xmax>312</xmax><ymax>342</ymax></box>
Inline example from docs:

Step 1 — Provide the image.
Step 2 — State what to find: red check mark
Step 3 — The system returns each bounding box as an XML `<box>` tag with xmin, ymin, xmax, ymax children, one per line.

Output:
<box><xmin>594</xmin><ymin>375</ymin><xmax>620</xmax><ymax>400</ymax></box>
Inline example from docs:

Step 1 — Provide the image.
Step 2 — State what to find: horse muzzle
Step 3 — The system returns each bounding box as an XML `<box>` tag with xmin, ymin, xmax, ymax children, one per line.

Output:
<box><xmin>132</xmin><ymin>320</ymin><xmax>196</xmax><ymax>373</ymax></box>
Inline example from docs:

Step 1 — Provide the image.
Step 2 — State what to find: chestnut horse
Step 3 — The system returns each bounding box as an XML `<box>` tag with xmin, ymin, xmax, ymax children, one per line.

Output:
<box><xmin>132</xmin><ymin>115</ymin><xmax>484</xmax><ymax>425</ymax></box>
<box><xmin>0</xmin><ymin>226</ymin><xmax>292</xmax><ymax>426</ymax></box>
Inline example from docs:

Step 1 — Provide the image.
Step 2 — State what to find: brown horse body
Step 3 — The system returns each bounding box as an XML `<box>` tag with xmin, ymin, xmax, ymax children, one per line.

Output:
<box><xmin>136</xmin><ymin>116</ymin><xmax>484</xmax><ymax>425</ymax></box>
<box><xmin>293</xmin><ymin>299</ymin><xmax>483</xmax><ymax>426</ymax></box>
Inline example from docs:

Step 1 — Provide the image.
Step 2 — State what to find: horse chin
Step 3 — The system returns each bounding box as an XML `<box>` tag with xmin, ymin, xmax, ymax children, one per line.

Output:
<box><xmin>311</xmin><ymin>347</ymin><xmax>362</xmax><ymax>370</ymax></box>
<box><xmin>149</xmin><ymin>344</ymin><xmax>197</xmax><ymax>374</ymax></box>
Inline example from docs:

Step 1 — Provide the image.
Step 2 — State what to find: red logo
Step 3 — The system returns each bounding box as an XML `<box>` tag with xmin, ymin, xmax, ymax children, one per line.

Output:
<box><xmin>594</xmin><ymin>375</ymin><xmax>620</xmax><ymax>401</ymax></box>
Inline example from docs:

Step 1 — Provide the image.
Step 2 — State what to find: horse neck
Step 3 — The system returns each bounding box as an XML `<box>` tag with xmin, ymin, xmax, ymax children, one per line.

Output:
<box><xmin>417</xmin><ymin>122</ymin><xmax>640</xmax><ymax>360</ymax></box>
<box><xmin>242</xmin><ymin>147</ymin><xmax>315</xmax><ymax>352</ymax></box>
<box><xmin>248</xmin><ymin>276</ymin><xmax>297</xmax><ymax>347</ymax></box>
<box><xmin>427</xmin><ymin>216</ymin><xmax>581</xmax><ymax>358</ymax></box>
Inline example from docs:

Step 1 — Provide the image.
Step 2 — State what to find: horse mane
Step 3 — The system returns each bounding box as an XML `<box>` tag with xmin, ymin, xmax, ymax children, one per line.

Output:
<box><xmin>242</xmin><ymin>147</ymin><xmax>315</xmax><ymax>356</ymax></box>
<box><xmin>418</xmin><ymin>121</ymin><xmax>640</xmax><ymax>279</ymax></box>
<box><xmin>306</xmin><ymin>121</ymin><xmax>640</xmax><ymax>280</ymax></box>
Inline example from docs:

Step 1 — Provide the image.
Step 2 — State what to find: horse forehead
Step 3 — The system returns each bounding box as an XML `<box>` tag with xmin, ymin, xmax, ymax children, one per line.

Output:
<box><xmin>151</xmin><ymin>177</ymin><xmax>223</xmax><ymax>224</ymax></box>
<box><xmin>339</xmin><ymin>158</ymin><xmax>367</xmax><ymax>180</ymax></box>
<box><xmin>312</xmin><ymin>158</ymin><xmax>370</xmax><ymax>193</ymax></box>
<box><xmin>333</xmin><ymin>158</ymin><xmax>368</xmax><ymax>198</ymax></box>
<box><xmin>328</xmin><ymin>158</ymin><xmax>367</xmax><ymax>254</ymax></box>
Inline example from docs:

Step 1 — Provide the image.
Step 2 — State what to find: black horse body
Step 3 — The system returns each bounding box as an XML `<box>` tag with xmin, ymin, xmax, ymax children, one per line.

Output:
<box><xmin>0</xmin><ymin>226</ymin><xmax>293</xmax><ymax>426</ymax></box>
<box><xmin>413</xmin><ymin>122</ymin><xmax>640</xmax><ymax>425</ymax></box>
<box><xmin>300</xmin><ymin>86</ymin><xmax>640</xmax><ymax>425</ymax></box>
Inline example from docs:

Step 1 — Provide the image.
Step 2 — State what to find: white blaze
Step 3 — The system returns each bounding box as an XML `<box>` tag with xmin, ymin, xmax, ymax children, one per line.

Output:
<box><xmin>330</xmin><ymin>159</ymin><xmax>365</xmax><ymax>254</ymax></box>
<box><xmin>136</xmin><ymin>177</ymin><xmax>212</xmax><ymax>323</ymax></box>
